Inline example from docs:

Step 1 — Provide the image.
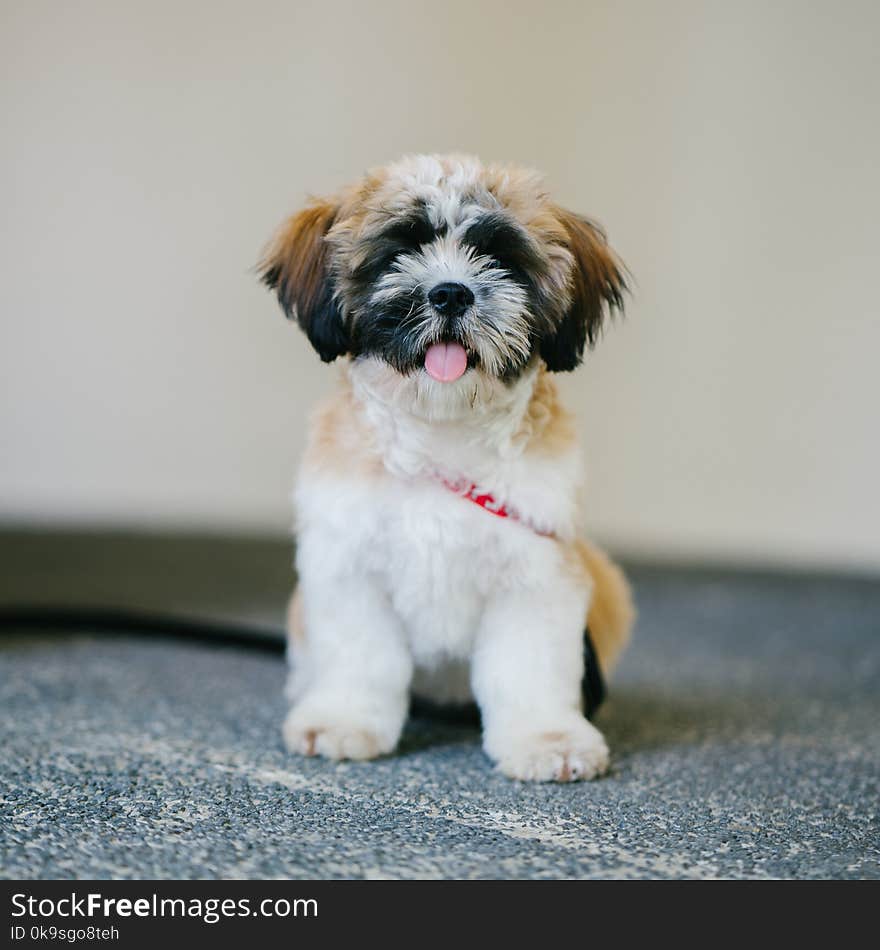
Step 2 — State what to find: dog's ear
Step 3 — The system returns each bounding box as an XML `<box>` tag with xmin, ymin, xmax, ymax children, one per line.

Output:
<box><xmin>259</xmin><ymin>198</ymin><xmax>349</xmax><ymax>362</ymax></box>
<box><xmin>540</xmin><ymin>207</ymin><xmax>627</xmax><ymax>372</ymax></box>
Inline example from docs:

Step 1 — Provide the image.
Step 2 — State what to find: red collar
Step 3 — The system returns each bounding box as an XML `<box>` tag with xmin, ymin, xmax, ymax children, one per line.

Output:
<box><xmin>439</xmin><ymin>476</ymin><xmax>556</xmax><ymax>539</ymax></box>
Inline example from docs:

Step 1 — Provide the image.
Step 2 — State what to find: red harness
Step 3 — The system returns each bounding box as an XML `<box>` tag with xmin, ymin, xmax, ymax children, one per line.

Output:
<box><xmin>439</xmin><ymin>477</ymin><xmax>556</xmax><ymax>539</ymax></box>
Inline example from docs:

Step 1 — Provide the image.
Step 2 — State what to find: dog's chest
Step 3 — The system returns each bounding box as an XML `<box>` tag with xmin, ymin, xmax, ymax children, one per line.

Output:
<box><xmin>374</xmin><ymin>483</ymin><xmax>512</xmax><ymax>664</ymax></box>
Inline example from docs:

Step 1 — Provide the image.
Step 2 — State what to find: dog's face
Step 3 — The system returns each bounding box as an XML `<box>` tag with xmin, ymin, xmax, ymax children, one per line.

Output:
<box><xmin>260</xmin><ymin>154</ymin><xmax>625</xmax><ymax>387</ymax></box>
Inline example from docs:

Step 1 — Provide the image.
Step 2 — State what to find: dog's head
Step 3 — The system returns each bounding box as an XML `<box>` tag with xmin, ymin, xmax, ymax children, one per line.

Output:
<box><xmin>260</xmin><ymin>154</ymin><xmax>625</xmax><ymax>386</ymax></box>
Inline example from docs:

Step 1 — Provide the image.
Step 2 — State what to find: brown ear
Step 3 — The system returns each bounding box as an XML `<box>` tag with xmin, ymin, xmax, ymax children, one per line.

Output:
<box><xmin>258</xmin><ymin>198</ymin><xmax>349</xmax><ymax>362</ymax></box>
<box><xmin>540</xmin><ymin>207</ymin><xmax>627</xmax><ymax>372</ymax></box>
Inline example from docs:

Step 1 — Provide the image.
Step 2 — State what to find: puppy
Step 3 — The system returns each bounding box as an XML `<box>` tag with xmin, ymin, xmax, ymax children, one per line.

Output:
<box><xmin>260</xmin><ymin>154</ymin><xmax>634</xmax><ymax>782</ymax></box>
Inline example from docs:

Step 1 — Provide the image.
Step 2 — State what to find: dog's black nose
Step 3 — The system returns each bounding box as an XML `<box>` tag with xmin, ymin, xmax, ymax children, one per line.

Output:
<box><xmin>428</xmin><ymin>282</ymin><xmax>474</xmax><ymax>317</ymax></box>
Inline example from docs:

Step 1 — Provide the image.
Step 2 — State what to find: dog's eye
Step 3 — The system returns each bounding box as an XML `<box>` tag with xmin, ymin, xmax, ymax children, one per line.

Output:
<box><xmin>351</xmin><ymin>216</ymin><xmax>439</xmax><ymax>282</ymax></box>
<box><xmin>352</xmin><ymin>214</ymin><xmax>445</xmax><ymax>282</ymax></box>
<box><xmin>381</xmin><ymin>215</ymin><xmax>442</xmax><ymax>249</ymax></box>
<box><xmin>463</xmin><ymin>215</ymin><xmax>537</xmax><ymax>283</ymax></box>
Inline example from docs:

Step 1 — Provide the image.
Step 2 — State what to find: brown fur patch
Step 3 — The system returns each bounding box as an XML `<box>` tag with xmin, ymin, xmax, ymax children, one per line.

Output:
<box><xmin>259</xmin><ymin>199</ymin><xmax>338</xmax><ymax>320</ymax></box>
<box><xmin>516</xmin><ymin>365</ymin><xmax>577</xmax><ymax>456</ymax></box>
<box><xmin>538</xmin><ymin>731</ymin><xmax>568</xmax><ymax>743</ymax></box>
<box><xmin>551</xmin><ymin>205</ymin><xmax>627</xmax><ymax>346</ymax></box>
<box><xmin>574</xmin><ymin>539</ymin><xmax>635</xmax><ymax>675</ymax></box>
<box><xmin>300</xmin><ymin>373</ymin><xmax>384</xmax><ymax>480</ymax></box>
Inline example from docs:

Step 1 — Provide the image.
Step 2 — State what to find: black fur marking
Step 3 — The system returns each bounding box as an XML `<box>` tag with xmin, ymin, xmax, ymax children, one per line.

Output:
<box><xmin>538</xmin><ymin>308</ymin><xmax>585</xmax><ymax>373</ymax></box>
<box><xmin>538</xmin><ymin>269</ymin><xmax>626</xmax><ymax>372</ymax></box>
<box><xmin>539</xmin><ymin>214</ymin><xmax>627</xmax><ymax>373</ymax></box>
<box><xmin>379</xmin><ymin>203</ymin><xmax>444</xmax><ymax>248</ymax></box>
<box><xmin>349</xmin><ymin>300</ymin><xmax>530</xmax><ymax>381</ymax></box>
<box><xmin>351</xmin><ymin>203</ymin><xmax>445</xmax><ymax>285</ymax></box>
<box><xmin>305</xmin><ymin>281</ymin><xmax>349</xmax><ymax>363</ymax></box>
<box><xmin>260</xmin><ymin>264</ymin><xmax>283</xmax><ymax>297</ymax></box>
<box><xmin>581</xmin><ymin>625</ymin><xmax>606</xmax><ymax>719</ymax></box>
<box><xmin>349</xmin><ymin>295</ymin><xmax>435</xmax><ymax>375</ymax></box>
<box><xmin>261</xmin><ymin>262</ymin><xmax>347</xmax><ymax>363</ymax></box>
<box><xmin>462</xmin><ymin>212</ymin><xmax>542</xmax><ymax>286</ymax></box>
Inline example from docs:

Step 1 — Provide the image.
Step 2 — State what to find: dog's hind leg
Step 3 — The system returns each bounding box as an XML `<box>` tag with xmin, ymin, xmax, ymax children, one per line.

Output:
<box><xmin>579</xmin><ymin>540</ymin><xmax>636</xmax><ymax>678</ymax></box>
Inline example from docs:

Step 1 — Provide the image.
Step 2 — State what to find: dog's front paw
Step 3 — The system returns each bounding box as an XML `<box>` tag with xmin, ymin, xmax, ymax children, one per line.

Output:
<box><xmin>282</xmin><ymin>700</ymin><xmax>402</xmax><ymax>761</ymax></box>
<box><xmin>489</xmin><ymin>718</ymin><xmax>610</xmax><ymax>782</ymax></box>
<box><xmin>283</xmin><ymin>718</ymin><xmax>384</xmax><ymax>760</ymax></box>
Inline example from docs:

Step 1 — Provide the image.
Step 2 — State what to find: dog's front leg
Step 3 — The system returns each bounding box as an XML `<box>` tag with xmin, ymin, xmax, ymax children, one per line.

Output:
<box><xmin>472</xmin><ymin>575</ymin><xmax>609</xmax><ymax>782</ymax></box>
<box><xmin>282</xmin><ymin>567</ymin><xmax>412</xmax><ymax>762</ymax></box>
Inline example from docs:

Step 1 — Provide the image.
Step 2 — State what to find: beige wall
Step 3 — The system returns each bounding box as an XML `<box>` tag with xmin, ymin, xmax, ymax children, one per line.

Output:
<box><xmin>2</xmin><ymin>1</ymin><xmax>878</xmax><ymax>569</ymax></box>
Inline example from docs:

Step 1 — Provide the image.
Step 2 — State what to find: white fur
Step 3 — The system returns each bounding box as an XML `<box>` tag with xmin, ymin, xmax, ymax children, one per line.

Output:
<box><xmin>283</xmin><ymin>358</ymin><xmax>608</xmax><ymax>782</ymax></box>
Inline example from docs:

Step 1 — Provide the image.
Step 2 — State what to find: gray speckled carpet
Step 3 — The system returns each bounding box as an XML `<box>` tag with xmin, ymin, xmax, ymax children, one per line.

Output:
<box><xmin>0</xmin><ymin>532</ymin><xmax>878</xmax><ymax>879</ymax></box>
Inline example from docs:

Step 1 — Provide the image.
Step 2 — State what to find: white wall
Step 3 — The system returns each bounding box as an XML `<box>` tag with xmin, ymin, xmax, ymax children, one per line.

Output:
<box><xmin>2</xmin><ymin>1</ymin><xmax>879</xmax><ymax>569</ymax></box>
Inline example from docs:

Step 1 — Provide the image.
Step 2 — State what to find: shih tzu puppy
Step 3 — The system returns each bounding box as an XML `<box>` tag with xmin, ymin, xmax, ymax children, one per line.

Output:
<box><xmin>260</xmin><ymin>154</ymin><xmax>634</xmax><ymax>782</ymax></box>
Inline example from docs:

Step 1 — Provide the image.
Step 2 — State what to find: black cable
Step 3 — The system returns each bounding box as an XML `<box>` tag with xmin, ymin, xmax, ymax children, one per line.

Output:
<box><xmin>0</xmin><ymin>605</ymin><xmax>482</xmax><ymax>723</ymax></box>
<box><xmin>0</xmin><ymin>606</ymin><xmax>285</xmax><ymax>653</ymax></box>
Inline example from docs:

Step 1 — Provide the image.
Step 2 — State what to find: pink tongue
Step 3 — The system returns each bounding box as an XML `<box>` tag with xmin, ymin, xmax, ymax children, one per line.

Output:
<box><xmin>424</xmin><ymin>342</ymin><xmax>468</xmax><ymax>382</ymax></box>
